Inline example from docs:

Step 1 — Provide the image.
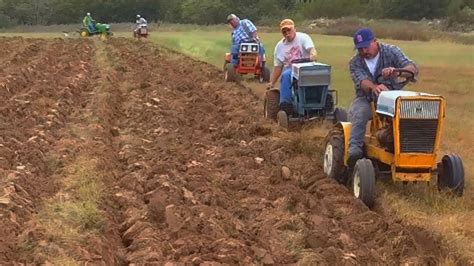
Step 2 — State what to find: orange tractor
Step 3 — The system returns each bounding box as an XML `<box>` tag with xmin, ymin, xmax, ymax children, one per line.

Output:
<box><xmin>224</xmin><ymin>42</ymin><xmax>270</xmax><ymax>83</ymax></box>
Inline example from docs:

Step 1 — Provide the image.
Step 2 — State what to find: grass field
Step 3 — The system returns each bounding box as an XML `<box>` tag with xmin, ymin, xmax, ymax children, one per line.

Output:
<box><xmin>143</xmin><ymin>30</ymin><xmax>474</xmax><ymax>260</ymax></box>
<box><xmin>0</xmin><ymin>29</ymin><xmax>473</xmax><ymax>260</ymax></box>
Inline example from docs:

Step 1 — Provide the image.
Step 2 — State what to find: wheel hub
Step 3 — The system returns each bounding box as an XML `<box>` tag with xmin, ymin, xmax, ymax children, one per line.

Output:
<box><xmin>323</xmin><ymin>144</ymin><xmax>333</xmax><ymax>175</ymax></box>
<box><xmin>353</xmin><ymin>169</ymin><xmax>361</xmax><ymax>198</ymax></box>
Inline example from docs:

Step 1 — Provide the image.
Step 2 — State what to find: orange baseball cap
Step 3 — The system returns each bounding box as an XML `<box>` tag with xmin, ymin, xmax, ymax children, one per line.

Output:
<box><xmin>280</xmin><ymin>19</ymin><xmax>295</xmax><ymax>30</ymax></box>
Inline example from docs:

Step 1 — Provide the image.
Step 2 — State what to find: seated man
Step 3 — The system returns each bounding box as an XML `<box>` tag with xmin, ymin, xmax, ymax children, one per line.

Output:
<box><xmin>135</xmin><ymin>14</ymin><xmax>148</xmax><ymax>31</ymax></box>
<box><xmin>347</xmin><ymin>28</ymin><xmax>418</xmax><ymax>169</ymax></box>
<box><xmin>227</xmin><ymin>14</ymin><xmax>265</xmax><ymax>67</ymax></box>
<box><xmin>267</xmin><ymin>19</ymin><xmax>317</xmax><ymax>109</ymax></box>
<box><xmin>83</xmin><ymin>12</ymin><xmax>96</xmax><ymax>33</ymax></box>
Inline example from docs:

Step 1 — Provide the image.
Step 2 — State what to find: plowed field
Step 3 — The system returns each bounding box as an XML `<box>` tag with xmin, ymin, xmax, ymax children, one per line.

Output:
<box><xmin>0</xmin><ymin>37</ymin><xmax>453</xmax><ymax>264</ymax></box>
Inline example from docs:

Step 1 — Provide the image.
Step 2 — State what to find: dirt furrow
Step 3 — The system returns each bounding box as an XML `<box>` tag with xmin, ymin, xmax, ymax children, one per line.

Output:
<box><xmin>101</xmin><ymin>38</ymin><xmax>447</xmax><ymax>264</ymax></box>
<box><xmin>0</xmin><ymin>38</ymin><xmax>96</xmax><ymax>263</ymax></box>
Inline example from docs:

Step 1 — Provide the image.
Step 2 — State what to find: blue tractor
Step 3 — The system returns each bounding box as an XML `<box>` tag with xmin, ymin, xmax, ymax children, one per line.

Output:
<box><xmin>264</xmin><ymin>61</ymin><xmax>347</xmax><ymax>128</ymax></box>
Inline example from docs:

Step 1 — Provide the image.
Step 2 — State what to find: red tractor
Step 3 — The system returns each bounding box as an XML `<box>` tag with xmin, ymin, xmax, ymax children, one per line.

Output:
<box><xmin>224</xmin><ymin>42</ymin><xmax>270</xmax><ymax>83</ymax></box>
<box><xmin>133</xmin><ymin>24</ymin><xmax>149</xmax><ymax>39</ymax></box>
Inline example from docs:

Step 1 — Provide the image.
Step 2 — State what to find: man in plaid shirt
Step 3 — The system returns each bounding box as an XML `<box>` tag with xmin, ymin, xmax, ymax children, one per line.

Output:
<box><xmin>347</xmin><ymin>28</ymin><xmax>418</xmax><ymax>170</ymax></box>
<box><xmin>227</xmin><ymin>14</ymin><xmax>265</xmax><ymax>66</ymax></box>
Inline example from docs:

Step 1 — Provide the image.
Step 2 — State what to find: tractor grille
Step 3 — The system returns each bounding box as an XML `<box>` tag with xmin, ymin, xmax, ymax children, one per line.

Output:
<box><xmin>400</xmin><ymin>100</ymin><xmax>440</xmax><ymax>119</ymax></box>
<box><xmin>239</xmin><ymin>53</ymin><xmax>257</xmax><ymax>68</ymax></box>
<box><xmin>399</xmin><ymin>119</ymin><xmax>438</xmax><ymax>153</ymax></box>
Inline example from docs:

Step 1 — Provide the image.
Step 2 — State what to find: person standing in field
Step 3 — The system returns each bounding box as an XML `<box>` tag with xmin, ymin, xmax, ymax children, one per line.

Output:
<box><xmin>347</xmin><ymin>28</ymin><xmax>418</xmax><ymax>170</ymax></box>
<box><xmin>226</xmin><ymin>14</ymin><xmax>265</xmax><ymax>67</ymax></box>
<box><xmin>267</xmin><ymin>19</ymin><xmax>317</xmax><ymax>109</ymax></box>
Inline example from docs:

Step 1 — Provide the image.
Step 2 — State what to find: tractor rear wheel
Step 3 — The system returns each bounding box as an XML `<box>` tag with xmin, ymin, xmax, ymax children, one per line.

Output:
<box><xmin>351</xmin><ymin>159</ymin><xmax>375</xmax><ymax>208</ymax></box>
<box><xmin>323</xmin><ymin>127</ymin><xmax>347</xmax><ymax>184</ymax></box>
<box><xmin>264</xmin><ymin>90</ymin><xmax>279</xmax><ymax>120</ymax></box>
<box><xmin>80</xmin><ymin>29</ymin><xmax>89</xmax><ymax>38</ymax></box>
<box><xmin>224</xmin><ymin>63</ymin><xmax>236</xmax><ymax>82</ymax></box>
<box><xmin>437</xmin><ymin>154</ymin><xmax>464</xmax><ymax>197</ymax></box>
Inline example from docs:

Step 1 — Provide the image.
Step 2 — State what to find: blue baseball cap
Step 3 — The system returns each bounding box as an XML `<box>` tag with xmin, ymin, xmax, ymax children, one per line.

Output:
<box><xmin>353</xmin><ymin>28</ymin><xmax>374</xmax><ymax>49</ymax></box>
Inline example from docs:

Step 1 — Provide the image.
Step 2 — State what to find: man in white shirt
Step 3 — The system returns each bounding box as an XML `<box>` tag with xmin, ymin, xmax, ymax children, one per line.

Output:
<box><xmin>267</xmin><ymin>19</ymin><xmax>317</xmax><ymax>107</ymax></box>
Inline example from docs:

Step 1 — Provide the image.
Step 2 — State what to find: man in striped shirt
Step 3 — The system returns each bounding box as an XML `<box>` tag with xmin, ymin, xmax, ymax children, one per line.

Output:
<box><xmin>227</xmin><ymin>14</ymin><xmax>265</xmax><ymax>67</ymax></box>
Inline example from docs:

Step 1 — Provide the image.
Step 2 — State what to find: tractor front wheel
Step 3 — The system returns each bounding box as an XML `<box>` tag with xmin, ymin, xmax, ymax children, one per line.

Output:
<box><xmin>259</xmin><ymin>66</ymin><xmax>271</xmax><ymax>83</ymax></box>
<box><xmin>100</xmin><ymin>32</ymin><xmax>108</xmax><ymax>40</ymax></box>
<box><xmin>277</xmin><ymin>110</ymin><xmax>289</xmax><ymax>129</ymax></box>
<box><xmin>351</xmin><ymin>159</ymin><xmax>375</xmax><ymax>208</ymax></box>
<box><xmin>323</xmin><ymin>127</ymin><xmax>347</xmax><ymax>184</ymax></box>
<box><xmin>224</xmin><ymin>63</ymin><xmax>236</xmax><ymax>82</ymax></box>
<box><xmin>437</xmin><ymin>154</ymin><xmax>464</xmax><ymax>197</ymax></box>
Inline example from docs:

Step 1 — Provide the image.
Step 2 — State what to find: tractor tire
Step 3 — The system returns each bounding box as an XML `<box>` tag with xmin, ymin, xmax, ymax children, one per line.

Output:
<box><xmin>334</xmin><ymin>107</ymin><xmax>348</xmax><ymax>123</ymax></box>
<box><xmin>224</xmin><ymin>63</ymin><xmax>236</xmax><ymax>82</ymax></box>
<box><xmin>323</xmin><ymin>127</ymin><xmax>348</xmax><ymax>184</ymax></box>
<box><xmin>277</xmin><ymin>110</ymin><xmax>289</xmax><ymax>129</ymax></box>
<box><xmin>437</xmin><ymin>154</ymin><xmax>464</xmax><ymax>197</ymax></box>
<box><xmin>264</xmin><ymin>90</ymin><xmax>279</xmax><ymax>120</ymax></box>
<box><xmin>259</xmin><ymin>66</ymin><xmax>271</xmax><ymax>83</ymax></box>
<box><xmin>80</xmin><ymin>29</ymin><xmax>89</xmax><ymax>38</ymax></box>
<box><xmin>100</xmin><ymin>32</ymin><xmax>108</xmax><ymax>41</ymax></box>
<box><xmin>351</xmin><ymin>158</ymin><xmax>376</xmax><ymax>208</ymax></box>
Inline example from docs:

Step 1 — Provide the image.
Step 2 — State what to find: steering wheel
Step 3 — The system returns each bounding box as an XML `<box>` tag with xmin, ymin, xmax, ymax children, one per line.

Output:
<box><xmin>375</xmin><ymin>68</ymin><xmax>415</xmax><ymax>88</ymax></box>
<box><xmin>290</xmin><ymin>58</ymin><xmax>313</xmax><ymax>64</ymax></box>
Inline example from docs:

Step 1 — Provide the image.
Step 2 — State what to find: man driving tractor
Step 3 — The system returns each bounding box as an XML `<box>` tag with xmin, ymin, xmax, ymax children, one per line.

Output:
<box><xmin>347</xmin><ymin>28</ymin><xmax>418</xmax><ymax>170</ymax></box>
<box><xmin>83</xmin><ymin>12</ymin><xmax>96</xmax><ymax>33</ymax></box>
<box><xmin>227</xmin><ymin>14</ymin><xmax>265</xmax><ymax>67</ymax></box>
<box><xmin>267</xmin><ymin>19</ymin><xmax>317</xmax><ymax>110</ymax></box>
<box><xmin>135</xmin><ymin>14</ymin><xmax>148</xmax><ymax>32</ymax></box>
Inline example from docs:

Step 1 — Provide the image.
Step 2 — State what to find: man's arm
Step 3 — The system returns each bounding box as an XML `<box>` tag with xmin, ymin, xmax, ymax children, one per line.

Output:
<box><xmin>308</xmin><ymin>47</ymin><xmax>317</xmax><ymax>61</ymax></box>
<box><xmin>349</xmin><ymin>56</ymin><xmax>387</xmax><ymax>95</ymax></box>
<box><xmin>268</xmin><ymin>66</ymin><xmax>283</xmax><ymax>88</ymax></box>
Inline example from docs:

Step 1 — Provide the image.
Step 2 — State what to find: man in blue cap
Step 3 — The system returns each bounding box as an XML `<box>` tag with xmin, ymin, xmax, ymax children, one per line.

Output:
<box><xmin>347</xmin><ymin>28</ymin><xmax>418</xmax><ymax>171</ymax></box>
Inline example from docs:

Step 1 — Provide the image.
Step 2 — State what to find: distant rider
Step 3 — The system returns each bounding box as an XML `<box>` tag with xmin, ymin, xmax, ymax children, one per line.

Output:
<box><xmin>83</xmin><ymin>12</ymin><xmax>96</xmax><ymax>33</ymax></box>
<box><xmin>226</xmin><ymin>14</ymin><xmax>265</xmax><ymax>67</ymax></box>
<box><xmin>135</xmin><ymin>14</ymin><xmax>148</xmax><ymax>33</ymax></box>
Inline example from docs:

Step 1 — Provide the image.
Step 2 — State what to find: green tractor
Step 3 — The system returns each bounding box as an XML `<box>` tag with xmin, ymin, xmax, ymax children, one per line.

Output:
<box><xmin>79</xmin><ymin>22</ymin><xmax>113</xmax><ymax>39</ymax></box>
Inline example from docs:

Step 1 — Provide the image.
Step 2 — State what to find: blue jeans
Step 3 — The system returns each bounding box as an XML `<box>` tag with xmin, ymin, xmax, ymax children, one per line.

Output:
<box><xmin>348</xmin><ymin>96</ymin><xmax>373</xmax><ymax>161</ymax></box>
<box><xmin>279</xmin><ymin>68</ymin><xmax>293</xmax><ymax>104</ymax></box>
<box><xmin>230</xmin><ymin>43</ymin><xmax>265</xmax><ymax>66</ymax></box>
<box><xmin>88</xmin><ymin>23</ymin><xmax>96</xmax><ymax>33</ymax></box>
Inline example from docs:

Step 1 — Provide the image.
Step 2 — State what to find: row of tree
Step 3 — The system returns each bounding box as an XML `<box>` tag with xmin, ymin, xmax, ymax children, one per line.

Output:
<box><xmin>0</xmin><ymin>0</ymin><xmax>472</xmax><ymax>27</ymax></box>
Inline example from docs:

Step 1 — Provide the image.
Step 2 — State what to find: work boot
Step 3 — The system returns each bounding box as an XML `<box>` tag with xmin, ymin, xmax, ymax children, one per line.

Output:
<box><xmin>347</xmin><ymin>153</ymin><xmax>362</xmax><ymax>184</ymax></box>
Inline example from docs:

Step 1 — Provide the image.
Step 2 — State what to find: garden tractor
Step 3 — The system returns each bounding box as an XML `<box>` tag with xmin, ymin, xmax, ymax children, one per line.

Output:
<box><xmin>323</xmin><ymin>69</ymin><xmax>464</xmax><ymax>208</ymax></box>
<box><xmin>264</xmin><ymin>59</ymin><xmax>347</xmax><ymax>128</ymax></box>
<box><xmin>79</xmin><ymin>22</ymin><xmax>113</xmax><ymax>39</ymax></box>
<box><xmin>133</xmin><ymin>24</ymin><xmax>149</xmax><ymax>39</ymax></box>
<box><xmin>224</xmin><ymin>42</ymin><xmax>270</xmax><ymax>83</ymax></box>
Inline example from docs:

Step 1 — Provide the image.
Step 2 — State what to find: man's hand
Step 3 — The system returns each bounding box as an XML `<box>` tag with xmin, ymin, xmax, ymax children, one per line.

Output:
<box><xmin>266</xmin><ymin>82</ymin><xmax>274</xmax><ymax>90</ymax></box>
<box><xmin>381</xmin><ymin>67</ymin><xmax>398</xmax><ymax>78</ymax></box>
<box><xmin>372</xmin><ymin>84</ymin><xmax>389</xmax><ymax>96</ymax></box>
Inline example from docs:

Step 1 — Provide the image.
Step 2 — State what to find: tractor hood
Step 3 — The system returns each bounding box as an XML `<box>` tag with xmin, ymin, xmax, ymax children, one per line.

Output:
<box><xmin>376</xmin><ymin>90</ymin><xmax>439</xmax><ymax>117</ymax></box>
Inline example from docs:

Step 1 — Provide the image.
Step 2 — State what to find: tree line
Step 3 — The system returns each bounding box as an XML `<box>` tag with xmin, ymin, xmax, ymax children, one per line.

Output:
<box><xmin>0</xmin><ymin>0</ymin><xmax>472</xmax><ymax>28</ymax></box>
